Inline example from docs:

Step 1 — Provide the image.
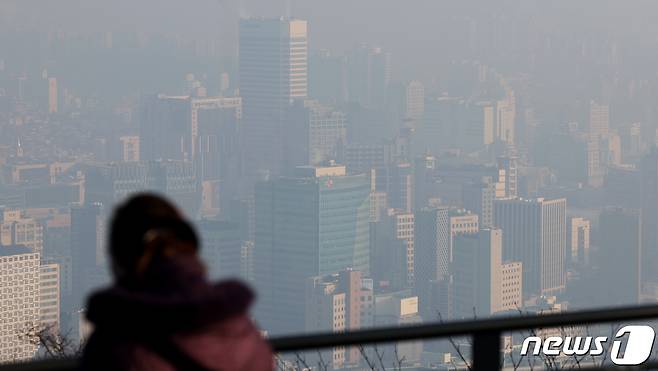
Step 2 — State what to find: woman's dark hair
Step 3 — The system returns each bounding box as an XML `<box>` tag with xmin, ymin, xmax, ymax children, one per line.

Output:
<box><xmin>109</xmin><ymin>193</ymin><xmax>198</xmax><ymax>281</ymax></box>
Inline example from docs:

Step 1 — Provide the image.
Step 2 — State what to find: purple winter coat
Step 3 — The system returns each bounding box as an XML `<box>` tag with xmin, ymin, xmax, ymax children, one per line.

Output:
<box><xmin>80</xmin><ymin>255</ymin><xmax>274</xmax><ymax>371</ymax></box>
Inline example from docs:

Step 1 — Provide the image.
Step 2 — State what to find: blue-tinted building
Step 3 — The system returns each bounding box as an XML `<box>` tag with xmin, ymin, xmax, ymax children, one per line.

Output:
<box><xmin>254</xmin><ymin>165</ymin><xmax>370</xmax><ymax>334</ymax></box>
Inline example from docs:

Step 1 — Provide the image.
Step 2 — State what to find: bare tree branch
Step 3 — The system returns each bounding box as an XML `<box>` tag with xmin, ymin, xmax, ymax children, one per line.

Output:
<box><xmin>18</xmin><ymin>322</ymin><xmax>83</xmax><ymax>360</ymax></box>
<box><xmin>358</xmin><ymin>344</ymin><xmax>378</xmax><ymax>370</ymax></box>
<box><xmin>438</xmin><ymin>311</ymin><xmax>472</xmax><ymax>370</ymax></box>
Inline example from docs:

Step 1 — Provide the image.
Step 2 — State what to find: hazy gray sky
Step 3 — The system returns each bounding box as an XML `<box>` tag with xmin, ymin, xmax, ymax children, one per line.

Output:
<box><xmin>3</xmin><ymin>0</ymin><xmax>658</xmax><ymax>81</ymax></box>
<box><xmin>4</xmin><ymin>1</ymin><xmax>656</xmax><ymax>42</ymax></box>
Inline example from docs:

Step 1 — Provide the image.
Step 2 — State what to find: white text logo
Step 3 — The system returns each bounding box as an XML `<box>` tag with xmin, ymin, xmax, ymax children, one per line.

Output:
<box><xmin>520</xmin><ymin>325</ymin><xmax>655</xmax><ymax>366</ymax></box>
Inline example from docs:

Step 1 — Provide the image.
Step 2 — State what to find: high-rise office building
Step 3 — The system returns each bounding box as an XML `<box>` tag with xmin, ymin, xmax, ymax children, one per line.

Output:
<box><xmin>0</xmin><ymin>246</ymin><xmax>40</xmax><ymax>363</ymax></box>
<box><xmin>495</xmin><ymin>91</ymin><xmax>516</xmax><ymax>144</ymax></box>
<box><xmin>589</xmin><ymin>100</ymin><xmax>610</xmax><ymax>140</ymax></box>
<box><xmin>586</xmin><ymin>100</ymin><xmax>610</xmax><ymax>188</ymax></box>
<box><xmin>42</xmin><ymin>213</ymin><xmax>72</xmax><ymax>318</ymax></box>
<box><xmin>119</xmin><ymin>136</ymin><xmax>140</xmax><ymax>162</ymax></box>
<box><xmin>217</xmin><ymin>72</ymin><xmax>229</xmax><ymax>94</ymax></box>
<box><xmin>461</xmin><ymin>101</ymin><xmax>495</xmax><ymax>152</ymax></box>
<box><xmin>413</xmin><ymin>153</ymin><xmax>438</xmax><ymax>211</ymax></box>
<box><xmin>305</xmin><ymin>270</ymin><xmax>370</xmax><ymax>368</ymax></box>
<box><xmin>239</xmin><ymin>18</ymin><xmax>308</xmax><ymax>177</ymax></box>
<box><xmin>286</xmin><ymin>100</ymin><xmax>347</xmax><ymax>168</ymax></box>
<box><xmin>308</xmin><ymin>103</ymin><xmax>346</xmax><ymax>166</ymax></box>
<box><xmin>494</xmin><ymin>197</ymin><xmax>566</xmax><ymax>298</ymax></box>
<box><xmin>48</xmin><ymin>77</ymin><xmax>57</xmax><ymax>114</ymax></box>
<box><xmin>193</xmin><ymin>96</ymin><xmax>242</xmax><ymax>212</ymax></box>
<box><xmin>344</xmin><ymin>144</ymin><xmax>387</xmax><ymax>175</ymax></box>
<box><xmin>369</xmin><ymin>189</ymin><xmax>388</xmax><ymax>223</ymax></box>
<box><xmin>598</xmin><ymin>207</ymin><xmax>642</xmax><ymax>306</ymax></box>
<box><xmin>309</xmin><ymin>49</ymin><xmax>347</xmax><ymax>105</ymax></box>
<box><xmin>85</xmin><ymin>160</ymin><xmax>199</xmax><ymax>216</ymax></box>
<box><xmin>254</xmin><ymin>165</ymin><xmax>370</xmax><ymax>334</ymax></box>
<box><xmin>193</xmin><ymin>97</ymin><xmax>242</xmax><ymax>167</ymax></box>
<box><xmin>640</xmin><ymin>150</ymin><xmax>658</xmax><ymax>279</ymax></box>
<box><xmin>139</xmin><ymin>94</ymin><xmax>193</xmax><ymax>162</ymax></box>
<box><xmin>620</xmin><ymin>122</ymin><xmax>643</xmax><ymax>160</ymax></box>
<box><xmin>405</xmin><ymin>81</ymin><xmax>425</xmax><ymax>121</ymax></box>
<box><xmin>70</xmin><ymin>203</ymin><xmax>105</xmax><ymax>309</ymax></box>
<box><xmin>371</xmin><ymin>209</ymin><xmax>414</xmax><ymax>289</ymax></box>
<box><xmin>381</xmin><ymin>163</ymin><xmax>414</xmax><ymax>213</ymax></box>
<box><xmin>390</xmin><ymin>125</ymin><xmax>412</xmax><ymax>163</ymax></box>
<box><xmin>418</xmin><ymin>97</ymin><xmax>497</xmax><ymax>155</ymax></box>
<box><xmin>240</xmin><ymin>241</ymin><xmax>254</xmax><ymax>282</ymax></box>
<box><xmin>452</xmin><ymin>229</ymin><xmax>503</xmax><ymax>319</ymax></box>
<box><xmin>372</xmin><ymin>291</ymin><xmax>423</xmax><ymax>363</ymax></box>
<box><xmin>496</xmin><ymin>156</ymin><xmax>518</xmax><ymax>199</ymax></box>
<box><xmin>603</xmin><ymin>133</ymin><xmax>622</xmax><ymax>167</ymax></box>
<box><xmin>501</xmin><ymin>261</ymin><xmax>523</xmax><ymax>311</ymax></box>
<box><xmin>1</xmin><ymin>210</ymin><xmax>44</xmax><ymax>255</ymax></box>
<box><xmin>139</xmin><ymin>94</ymin><xmax>242</xmax><ymax>194</ymax></box>
<box><xmin>418</xmin><ymin>96</ymin><xmax>462</xmax><ymax>155</ymax></box>
<box><xmin>605</xmin><ymin>165</ymin><xmax>642</xmax><ymax>209</ymax></box>
<box><xmin>197</xmin><ymin>220</ymin><xmax>243</xmax><ymax>281</ymax></box>
<box><xmin>462</xmin><ymin>177</ymin><xmax>496</xmax><ymax>228</ymax></box>
<box><xmin>414</xmin><ymin>208</ymin><xmax>478</xmax><ymax>288</ymax></box>
<box><xmin>305</xmin><ymin>276</ymin><xmax>347</xmax><ymax>369</ymax></box>
<box><xmin>414</xmin><ymin>207</ymin><xmax>478</xmax><ymax>318</ymax></box>
<box><xmin>567</xmin><ymin>217</ymin><xmax>590</xmax><ymax>267</ymax></box>
<box><xmin>587</xmin><ymin>138</ymin><xmax>604</xmax><ymax>188</ymax></box>
<box><xmin>39</xmin><ymin>262</ymin><xmax>60</xmax><ymax>334</ymax></box>
<box><xmin>346</xmin><ymin>45</ymin><xmax>391</xmax><ymax>109</ymax></box>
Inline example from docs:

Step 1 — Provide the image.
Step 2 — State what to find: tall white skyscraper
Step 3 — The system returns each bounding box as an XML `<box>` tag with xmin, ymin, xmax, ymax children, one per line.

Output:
<box><xmin>589</xmin><ymin>100</ymin><xmax>610</xmax><ymax>140</ymax></box>
<box><xmin>48</xmin><ymin>77</ymin><xmax>58</xmax><ymax>114</ymax></box>
<box><xmin>500</xmin><ymin>261</ymin><xmax>523</xmax><ymax>311</ymax></box>
<box><xmin>0</xmin><ymin>247</ymin><xmax>40</xmax><ymax>363</ymax></box>
<box><xmin>239</xmin><ymin>18</ymin><xmax>308</xmax><ymax>177</ymax></box>
<box><xmin>39</xmin><ymin>263</ymin><xmax>61</xmax><ymax>334</ymax></box>
<box><xmin>494</xmin><ymin>197</ymin><xmax>566</xmax><ymax>298</ymax></box>
<box><xmin>405</xmin><ymin>80</ymin><xmax>425</xmax><ymax>120</ymax></box>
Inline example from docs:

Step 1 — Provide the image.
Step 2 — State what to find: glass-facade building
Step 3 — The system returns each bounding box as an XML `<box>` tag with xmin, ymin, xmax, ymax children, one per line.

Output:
<box><xmin>254</xmin><ymin>166</ymin><xmax>370</xmax><ymax>334</ymax></box>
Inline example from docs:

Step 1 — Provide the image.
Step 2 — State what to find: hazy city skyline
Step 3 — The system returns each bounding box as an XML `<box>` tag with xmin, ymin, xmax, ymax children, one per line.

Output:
<box><xmin>1</xmin><ymin>1</ymin><xmax>658</xmax><ymax>369</ymax></box>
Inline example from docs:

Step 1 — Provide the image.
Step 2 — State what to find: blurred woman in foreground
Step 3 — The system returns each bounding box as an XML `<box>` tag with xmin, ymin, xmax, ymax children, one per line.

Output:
<box><xmin>81</xmin><ymin>193</ymin><xmax>273</xmax><ymax>371</ymax></box>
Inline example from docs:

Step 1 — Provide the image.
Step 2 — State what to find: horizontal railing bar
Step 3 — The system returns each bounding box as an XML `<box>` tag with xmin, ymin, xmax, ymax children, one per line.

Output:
<box><xmin>2</xmin><ymin>355</ymin><xmax>658</xmax><ymax>371</ymax></box>
<box><xmin>580</xmin><ymin>361</ymin><xmax>658</xmax><ymax>370</ymax></box>
<box><xmin>0</xmin><ymin>359</ymin><xmax>77</xmax><ymax>371</ymax></box>
<box><xmin>3</xmin><ymin>304</ymin><xmax>658</xmax><ymax>370</ymax></box>
<box><xmin>270</xmin><ymin>304</ymin><xmax>658</xmax><ymax>352</ymax></box>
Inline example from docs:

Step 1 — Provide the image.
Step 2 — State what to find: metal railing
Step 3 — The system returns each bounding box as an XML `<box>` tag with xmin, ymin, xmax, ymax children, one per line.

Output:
<box><xmin>4</xmin><ymin>304</ymin><xmax>658</xmax><ymax>370</ymax></box>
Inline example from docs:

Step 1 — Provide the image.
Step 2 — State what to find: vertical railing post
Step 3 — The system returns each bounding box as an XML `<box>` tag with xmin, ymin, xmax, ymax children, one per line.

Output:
<box><xmin>472</xmin><ymin>331</ymin><xmax>501</xmax><ymax>371</ymax></box>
